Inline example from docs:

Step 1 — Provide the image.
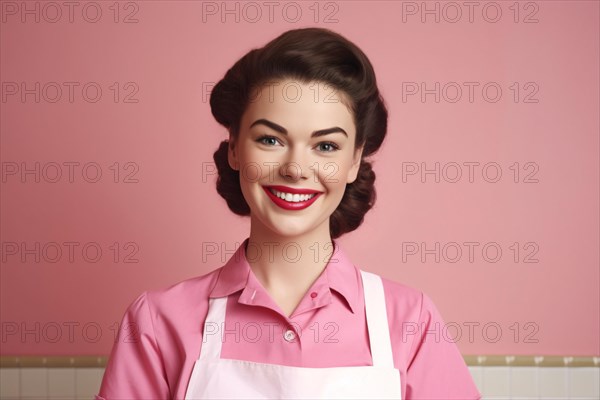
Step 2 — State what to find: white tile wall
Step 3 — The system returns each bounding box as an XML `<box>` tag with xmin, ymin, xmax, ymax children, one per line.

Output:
<box><xmin>0</xmin><ymin>366</ymin><xmax>598</xmax><ymax>399</ymax></box>
<box><xmin>0</xmin><ymin>368</ymin><xmax>103</xmax><ymax>399</ymax></box>
<box><xmin>466</xmin><ymin>366</ymin><xmax>600</xmax><ymax>400</ymax></box>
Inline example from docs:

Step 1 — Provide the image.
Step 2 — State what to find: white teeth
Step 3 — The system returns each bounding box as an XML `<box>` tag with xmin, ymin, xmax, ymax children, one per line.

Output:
<box><xmin>269</xmin><ymin>188</ymin><xmax>317</xmax><ymax>203</ymax></box>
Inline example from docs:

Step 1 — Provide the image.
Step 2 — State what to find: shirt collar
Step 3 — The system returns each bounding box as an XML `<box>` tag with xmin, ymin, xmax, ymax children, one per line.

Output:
<box><xmin>209</xmin><ymin>237</ymin><xmax>360</xmax><ymax>314</ymax></box>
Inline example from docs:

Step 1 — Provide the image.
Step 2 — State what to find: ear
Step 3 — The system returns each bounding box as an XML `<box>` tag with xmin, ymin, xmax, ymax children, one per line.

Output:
<box><xmin>346</xmin><ymin>145</ymin><xmax>364</xmax><ymax>184</ymax></box>
<box><xmin>227</xmin><ymin>135</ymin><xmax>240</xmax><ymax>171</ymax></box>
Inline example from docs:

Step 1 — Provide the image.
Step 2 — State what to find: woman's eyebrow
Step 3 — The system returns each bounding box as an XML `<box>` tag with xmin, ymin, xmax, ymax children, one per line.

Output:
<box><xmin>250</xmin><ymin>118</ymin><xmax>347</xmax><ymax>138</ymax></box>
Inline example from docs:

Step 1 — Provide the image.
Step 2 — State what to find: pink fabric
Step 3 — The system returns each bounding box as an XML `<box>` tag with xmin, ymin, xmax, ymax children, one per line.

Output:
<box><xmin>97</xmin><ymin>237</ymin><xmax>481</xmax><ymax>399</ymax></box>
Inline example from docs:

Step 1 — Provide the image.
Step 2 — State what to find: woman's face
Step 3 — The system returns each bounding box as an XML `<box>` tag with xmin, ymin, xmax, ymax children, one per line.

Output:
<box><xmin>228</xmin><ymin>78</ymin><xmax>363</xmax><ymax>239</ymax></box>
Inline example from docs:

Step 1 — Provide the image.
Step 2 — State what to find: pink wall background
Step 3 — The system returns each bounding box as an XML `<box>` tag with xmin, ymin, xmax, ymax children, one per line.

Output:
<box><xmin>1</xmin><ymin>1</ymin><xmax>598</xmax><ymax>357</ymax></box>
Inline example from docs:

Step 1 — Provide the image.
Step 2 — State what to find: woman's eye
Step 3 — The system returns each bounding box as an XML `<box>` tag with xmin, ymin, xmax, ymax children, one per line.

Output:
<box><xmin>256</xmin><ymin>135</ymin><xmax>339</xmax><ymax>153</ymax></box>
<box><xmin>317</xmin><ymin>142</ymin><xmax>340</xmax><ymax>152</ymax></box>
<box><xmin>256</xmin><ymin>135</ymin><xmax>280</xmax><ymax>146</ymax></box>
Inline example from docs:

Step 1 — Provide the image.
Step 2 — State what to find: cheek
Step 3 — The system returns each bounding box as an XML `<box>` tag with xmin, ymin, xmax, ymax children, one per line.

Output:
<box><xmin>241</xmin><ymin>150</ymin><xmax>274</xmax><ymax>176</ymax></box>
<box><xmin>238</xmin><ymin>180</ymin><xmax>260</xmax><ymax>211</ymax></box>
<box><xmin>321</xmin><ymin>159</ymin><xmax>354</xmax><ymax>186</ymax></box>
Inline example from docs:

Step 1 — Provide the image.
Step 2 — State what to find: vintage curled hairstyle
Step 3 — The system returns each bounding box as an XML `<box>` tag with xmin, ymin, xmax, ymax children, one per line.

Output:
<box><xmin>210</xmin><ymin>27</ymin><xmax>388</xmax><ymax>239</ymax></box>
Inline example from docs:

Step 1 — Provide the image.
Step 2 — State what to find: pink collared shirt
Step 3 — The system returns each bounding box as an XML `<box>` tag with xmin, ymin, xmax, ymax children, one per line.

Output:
<box><xmin>97</xmin><ymin>238</ymin><xmax>481</xmax><ymax>399</ymax></box>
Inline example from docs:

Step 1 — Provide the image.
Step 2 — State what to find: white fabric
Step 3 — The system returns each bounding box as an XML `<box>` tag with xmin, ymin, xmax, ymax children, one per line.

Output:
<box><xmin>184</xmin><ymin>270</ymin><xmax>402</xmax><ymax>399</ymax></box>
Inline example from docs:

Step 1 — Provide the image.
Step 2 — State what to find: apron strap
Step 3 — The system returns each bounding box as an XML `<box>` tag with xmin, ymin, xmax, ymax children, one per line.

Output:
<box><xmin>199</xmin><ymin>296</ymin><xmax>228</xmax><ymax>361</ymax></box>
<box><xmin>360</xmin><ymin>270</ymin><xmax>395</xmax><ymax>368</ymax></box>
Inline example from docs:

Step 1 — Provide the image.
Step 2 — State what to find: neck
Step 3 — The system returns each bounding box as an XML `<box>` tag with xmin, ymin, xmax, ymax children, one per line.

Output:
<box><xmin>245</xmin><ymin>220</ymin><xmax>335</xmax><ymax>297</ymax></box>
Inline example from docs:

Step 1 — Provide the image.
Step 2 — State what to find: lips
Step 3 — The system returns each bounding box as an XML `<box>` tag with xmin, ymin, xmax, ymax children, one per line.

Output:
<box><xmin>265</xmin><ymin>185</ymin><xmax>321</xmax><ymax>195</ymax></box>
<box><xmin>262</xmin><ymin>186</ymin><xmax>322</xmax><ymax>211</ymax></box>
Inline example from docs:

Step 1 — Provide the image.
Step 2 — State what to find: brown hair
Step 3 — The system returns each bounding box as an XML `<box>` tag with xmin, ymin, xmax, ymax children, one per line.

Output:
<box><xmin>210</xmin><ymin>27</ymin><xmax>388</xmax><ymax>239</ymax></box>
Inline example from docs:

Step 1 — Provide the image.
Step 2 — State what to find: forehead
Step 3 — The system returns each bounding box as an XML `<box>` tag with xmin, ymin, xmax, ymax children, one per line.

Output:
<box><xmin>241</xmin><ymin>79</ymin><xmax>355</xmax><ymax>135</ymax></box>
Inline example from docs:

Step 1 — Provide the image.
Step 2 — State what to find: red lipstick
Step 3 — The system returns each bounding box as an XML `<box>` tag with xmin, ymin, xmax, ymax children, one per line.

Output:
<box><xmin>262</xmin><ymin>186</ymin><xmax>322</xmax><ymax>210</ymax></box>
<box><xmin>266</xmin><ymin>185</ymin><xmax>321</xmax><ymax>195</ymax></box>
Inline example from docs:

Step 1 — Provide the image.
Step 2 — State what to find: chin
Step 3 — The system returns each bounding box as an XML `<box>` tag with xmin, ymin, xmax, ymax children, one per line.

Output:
<box><xmin>270</xmin><ymin>225</ymin><xmax>312</xmax><ymax>239</ymax></box>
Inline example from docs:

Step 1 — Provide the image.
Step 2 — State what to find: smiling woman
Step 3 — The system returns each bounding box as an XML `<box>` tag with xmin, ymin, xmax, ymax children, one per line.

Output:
<box><xmin>210</xmin><ymin>31</ymin><xmax>384</xmax><ymax>241</ymax></box>
<box><xmin>227</xmin><ymin>79</ymin><xmax>364</xmax><ymax>243</ymax></box>
<box><xmin>96</xmin><ymin>27</ymin><xmax>482</xmax><ymax>400</ymax></box>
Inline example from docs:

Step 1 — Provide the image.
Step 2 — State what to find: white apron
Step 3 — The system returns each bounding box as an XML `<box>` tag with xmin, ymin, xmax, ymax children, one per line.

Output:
<box><xmin>184</xmin><ymin>270</ymin><xmax>402</xmax><ymax>399</ymax></box>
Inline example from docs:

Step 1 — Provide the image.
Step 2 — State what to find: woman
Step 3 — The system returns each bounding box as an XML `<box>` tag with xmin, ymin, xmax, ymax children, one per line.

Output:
<box><xmin>97</xmin><ymin>27</ymin><xmax>481</xmax><ymax>399</ymax></box>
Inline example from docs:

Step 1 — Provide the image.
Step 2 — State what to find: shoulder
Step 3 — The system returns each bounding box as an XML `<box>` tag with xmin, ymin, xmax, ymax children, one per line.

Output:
<box><xmin>144</xmin><ymin>267</ymin><xmax>222</xmax><ymax>313</ymax></box>
<box><xmin>121</xmin><ymin>267</ymin><xmax>223</xmax><ymax>322</ymax></box>
<box><xmin>371</xmin><ymin>273</ymin><xmax>444</xmax><ymax>330</ymax></box>
<box><xmin>377</xmin><ymin>274</ymin><xmax>425</xmax><ymax>317</ymax></box>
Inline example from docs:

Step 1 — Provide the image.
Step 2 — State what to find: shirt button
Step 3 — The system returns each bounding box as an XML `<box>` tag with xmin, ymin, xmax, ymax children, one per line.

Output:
<box><xmin>310</xmin><ymin>292</ymin><xmax>317</xmax><ymax>298</ymax></box>
<box><xmin>283</xmin><ymin>329</ymin><xmax>296</xmax><ymax>342</ymax></box>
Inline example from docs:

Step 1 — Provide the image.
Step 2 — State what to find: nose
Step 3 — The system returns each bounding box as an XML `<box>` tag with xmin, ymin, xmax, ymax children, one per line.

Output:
<box><xmin>280</xmin><ymin>149</ymin><xmax>309</xmax><ymax>181</ymax></box>
<box><xmin>280</xmin><ymin>161</ymin><xmax>308</xmax><ymax>181</ymax></box>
